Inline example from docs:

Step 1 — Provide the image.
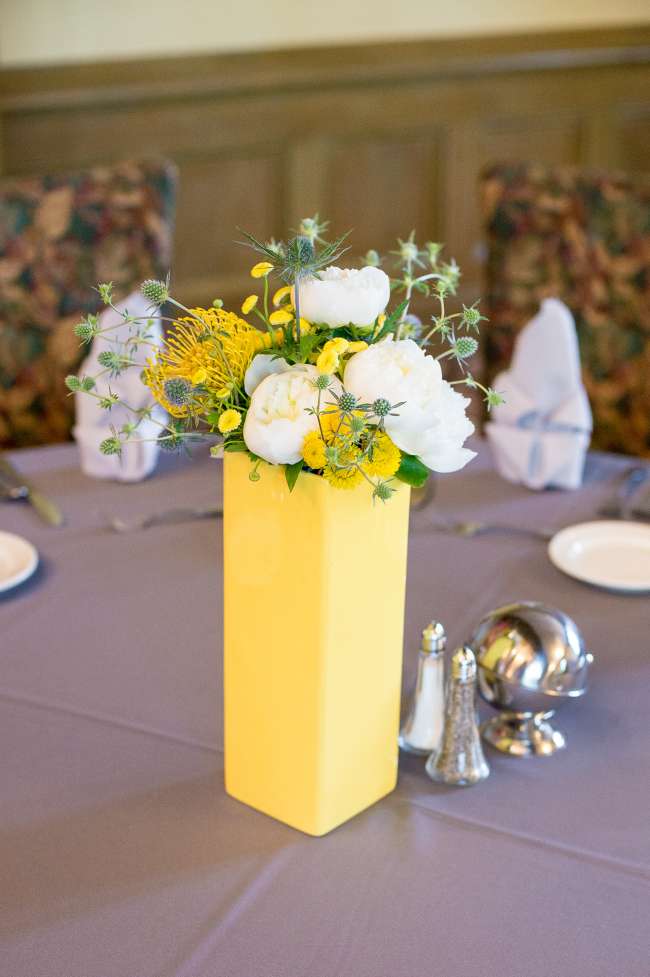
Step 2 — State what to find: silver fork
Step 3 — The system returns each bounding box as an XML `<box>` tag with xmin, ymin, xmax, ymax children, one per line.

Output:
<box><xmin>110</xmin><ymin>505</ymin><xmax>222</xmax><ymax>533</ymax></box>
<box><xmin>597</xmin><ymin>465</ymin><xmax>649</xmax><ymax>519</ymax></box>
<box><xmin>430</xmin><ymin>519</ymin><xmax>554</xmax><ymax>541</ymax></box>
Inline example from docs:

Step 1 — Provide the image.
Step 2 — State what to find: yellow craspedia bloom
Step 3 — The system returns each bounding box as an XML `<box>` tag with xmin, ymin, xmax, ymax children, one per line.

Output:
<box><xmin>328</xmin><ymin>337</ymin><xmax>349</xmax><ymax>354</ymax></box>
<box><xmin>251</xmin><ymin>261</ymin><xmax>273</xmax><ymax>278</ymax></box>
<box><xmin>272</xmin><ymin>285</ymin><xmax>293</xmax><ymax>306</ymax></box>
<box><xmin>302</xmin><ymin>431</ymin><xmax>327</xmax><ymax>470</ymax></box>
<box><xmin>269</xmin><ymin>308</ymin><xmax>294</xmax><ymax>326</ymax></box>
<box><xmin>241</xmin><ymin>294</ymin><xmax>258</xmax><ymax>315</ymax></box>
<box><xmin>316</xmin><ymin>348</ymin><xmax>339</xmax><ymax>374</ymax></box>
<box><xmin>143</xmin><ymin>307</ymin><xmax>260</xmax><ymax>417</ymax></box>
<box><xmin>218</xmin><ymin>409</ymin><xmax>242</xmax><ymax>434</ymax></box>
<box><xmin>362</xmin><ymin>431</ymin><xmax>401</xmax><ymax>477</ymax></box>
<box><xmin>347</xmin><ymin>340</ymin><xmax>368</xmax><ymax>353</ymax></box>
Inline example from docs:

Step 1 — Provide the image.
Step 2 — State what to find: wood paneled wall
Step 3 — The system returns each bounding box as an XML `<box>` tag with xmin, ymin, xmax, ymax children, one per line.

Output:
<box><xmin>1</xmin><ymin>28</ymin><xmax>649</xmax><ymax>309</ymax></box>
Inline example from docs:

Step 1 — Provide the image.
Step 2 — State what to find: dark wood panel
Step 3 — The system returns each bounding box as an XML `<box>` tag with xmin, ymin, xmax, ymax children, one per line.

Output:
<box><xmin>1</xmin><ymin>27</ymin><xmax>648</xmax><ymax>311</ymax></box>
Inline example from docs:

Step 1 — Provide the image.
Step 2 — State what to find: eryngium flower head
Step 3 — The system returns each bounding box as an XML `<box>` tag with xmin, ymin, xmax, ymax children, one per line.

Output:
<box><xmin>372</xmin><ymin>397</ymin><xmax>391</xmax><ymax>417</ymax></box>
<box><xmin>163</xmin><ymin>376</ymin><xmax>193</xmax><ymax>407</ymax></box>
<box><xmin>99</xmin><ymin>436</ymin><xmax>121</xmax><ymax>455</ymax></box>
<box><xmin>453</xmin><ymin>336</ymin><xmax>479</xmax><ymax>360</ymax></box>
<box><xmin>338</xmin><ymin>391</ymin><xmax>357</xmax><ymax>412</ymax></box>
<box><xmin>140</xmin><ymin>279</ymin><xmax>169</xmax><ymax>305</ymax></box>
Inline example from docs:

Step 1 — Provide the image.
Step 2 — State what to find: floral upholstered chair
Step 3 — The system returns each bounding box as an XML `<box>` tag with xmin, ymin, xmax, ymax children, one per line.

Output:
<box><xmin>480</xmin><ymin>162</ymin><xmax>650</xmax><ymax>457</ymax></box>
<box><xmin>0</xmin><ymin>159</ymin><xmax>177</xmax><ymax>447</ymax></box>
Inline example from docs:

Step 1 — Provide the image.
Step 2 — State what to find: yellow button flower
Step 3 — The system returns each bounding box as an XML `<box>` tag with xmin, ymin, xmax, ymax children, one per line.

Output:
<box><xmin>329</xmin><ymin>337</ymin><xmax>349</xmax><ymax>354</ymax></box>
<box><xmin>217</xmin><ymin>409</ymin><xmax>242</xmax><ymax>434</ymax></box>
<box><xmin>272</xmin><ymin>285</ymin><xmax>293</xmax><ymax>306</ymax></box>
<box><xmin>316</xmin><ymin>348</ymin><xmax>339</xmax><ymax>374</ymax></box>
<box><xmin>241</xmin><ymin>294</ymin><xmax>258</xmax><ymax>315</ymax></box>
<box><xmin>347</xmin><ymin>340</ymin><xmax>368</xmax><ymax>353</ymax></box>
<box><xmin>302</xmin><ymin>431</ymin><xmax>327</xmax><ymax>470</ymax></box>
<box><xmin>250</xmin><ymin>262</ymin><xmax>274</xmax><ymax>278</ymax></box>
<box><xmin>362</xmin><ymin>432</ymin><xmax>401</xmax><ymax>477</ymax></box>
<box><xmin>269</xmin><ymin>309</ymin><xmax>294</xmax><ymax>326</ymax></box>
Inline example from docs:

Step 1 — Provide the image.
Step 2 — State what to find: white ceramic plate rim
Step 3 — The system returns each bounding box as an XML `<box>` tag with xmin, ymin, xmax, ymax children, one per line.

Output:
<box><xmin>548</xmin><ymin>520</ymin><xmax>650</xmax><ymax>593</ymax></box>
<box><xmin>0</xmin><ymin>530</ymin><xmax>39</xmax><ymax>593</ymax></box>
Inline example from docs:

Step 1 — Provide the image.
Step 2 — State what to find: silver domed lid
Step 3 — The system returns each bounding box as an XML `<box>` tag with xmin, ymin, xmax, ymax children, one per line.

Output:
<box><xmin>470</xmin><ymin>601</ymin><xmax>592</xmax><ymax>699</ymax></box>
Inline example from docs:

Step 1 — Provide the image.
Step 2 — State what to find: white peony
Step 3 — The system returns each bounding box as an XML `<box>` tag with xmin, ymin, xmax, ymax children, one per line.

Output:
<box><xmin>244</xmin><ymin>353</ymin><xmax>292</xmax><ymax>396</ymax></box>
<box><xmin>296</xmin><ymin>266</ymin><xmax>390</xmax><ymax>328</ymax></box>
<box><xmin>244</xmin><ymin>365</ymin><xmax>342</xmax><ymax>466</ymax></box>
<box><xmin>344</xmin><ymin>337</ymin><xmax>476</xmax><ymax>473</ymax></box>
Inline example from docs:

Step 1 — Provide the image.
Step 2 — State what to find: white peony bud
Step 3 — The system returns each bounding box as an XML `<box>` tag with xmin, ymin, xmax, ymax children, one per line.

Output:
<box><xmin>244</xmin><ymin>353</ymin><xmax>292</xmax><ymax>396</ymax></box>
<box><xmin>344</xmin><ymin>337</ymin><xmax>476</xmax><ymax>473</ymax></box>
<box><xmin>296</xmin><ymin>266</ymin><xmax>390</xmax><ymax>328</ymax></box>
<box><xmin>243</xmin><ymin>365</ymin><xmax>342</xmax><ymax>465</ymax></box>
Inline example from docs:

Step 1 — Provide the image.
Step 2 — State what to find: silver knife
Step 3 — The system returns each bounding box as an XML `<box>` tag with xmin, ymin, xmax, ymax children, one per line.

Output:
<box><xmin>0</xmin><ymin>455</ymin><xmax>64</xmax><ymax>527</ymax></box>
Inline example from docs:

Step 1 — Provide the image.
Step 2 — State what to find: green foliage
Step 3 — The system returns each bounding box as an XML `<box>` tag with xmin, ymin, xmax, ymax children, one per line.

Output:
<box><xmin>395</xmin><ymin>452</ymin><xmax>430</xmax><ymax>488</ymax></box>
<box><xmin>284</xmin><ymin>460</ymin><xmax>303</xmax><ymax>492</ymax></box>
<box><xmin>373</xmin><ymin>299</ymin><xmax>409</xmax><ymax>342</ymax></box>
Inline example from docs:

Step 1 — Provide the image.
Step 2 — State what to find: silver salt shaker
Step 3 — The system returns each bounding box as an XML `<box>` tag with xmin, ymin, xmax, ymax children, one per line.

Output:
<box><xmin>426</xmin><ymin>645</ymin><xmax>489</xmax><ymax>787</ymax></box>
<box><xmin>399</xmin><ymin>621</ymin><xmax>446</xmax><ymax>755</ymax></box>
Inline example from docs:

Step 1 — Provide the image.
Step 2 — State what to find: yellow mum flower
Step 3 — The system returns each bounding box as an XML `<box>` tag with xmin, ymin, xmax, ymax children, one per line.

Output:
<box><xmin>323</xmin><ymin>447</ymin><xmax>364</xmax><ymax>490</ymax></box>
<box><xmin>241</xmin><ymin>294</ymin><xmax>258</xmax><ymax>315</ymax></box>
<box><xmin>316</xmin><ymin>348</ymin><xmax>339</xmax><ymax>374</ymax></box>
<box><xmin>218</xmin><ymin>409</ymin><xmax>242</xmax><ymax>434</ymax></box>
<box><xmin>269</xmin><ymin>309</ymin><xmax>294</xmax><ymax>326</ymax></box>
<box><xmin>143</xmin><ymin>307</ymin><xmax>259</xmax><ymax>417</ymax></box>
<box><xmin>272</xmin><ymin>285</ymin><xmax>293</xmax><ymax>306</ymax></box>
<box><xmin>362</xmin><ymin>432</ymin><xmax>401</xmax><ymax>477</ymax></box>
<box><xmin>328</xmin><ymin>337</ymin><xmax>349</xmax><ymax>354</ymax></box>
<box><xmin>347</xmin><ymin>340</ymin><xmax>368</xmax><ymax>353</ymax></box>
<box><xmin>320</xmin><ymin>409</ymin><xmax>363</xmax><ymax>441</ymax></box>
<box><xmin>302</xmin><ymin>431</ymin><xmax>327</xmax><ymax>469</ymax></box>
<box><xmin>251</xmin><ymin>261</ymin><xmax>273</xmax><ymax>278</ymax></box>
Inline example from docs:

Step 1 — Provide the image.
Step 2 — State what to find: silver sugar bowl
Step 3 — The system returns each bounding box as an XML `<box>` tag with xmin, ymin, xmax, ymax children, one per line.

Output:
<box><xmin>469</xmin><ymin>601</ymin><xmax>593</xmax><ymax>757</ymax></box>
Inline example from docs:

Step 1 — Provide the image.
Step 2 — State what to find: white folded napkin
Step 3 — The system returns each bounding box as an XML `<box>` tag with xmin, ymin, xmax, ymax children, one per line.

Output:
<box><xmin>485</xmin><ymin>298</ymin><xmax>592</xmax><ymax>490</ymax></box>
<box><xmin>73</xmin><ymin>292</ymin><xmax>166</xmax><ymax>482</ymax></box>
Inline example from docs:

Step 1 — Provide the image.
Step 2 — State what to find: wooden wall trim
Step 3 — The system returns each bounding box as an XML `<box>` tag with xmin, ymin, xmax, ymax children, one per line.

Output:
<box><xmin>2</xmin><ymin>26</ymin><xmax>650</xmax><ymax>112</ymax></box>
<box><xmin>1</xmin><ymin>25</ymin><xmax>648</xmax><ymax>311</ymax></box>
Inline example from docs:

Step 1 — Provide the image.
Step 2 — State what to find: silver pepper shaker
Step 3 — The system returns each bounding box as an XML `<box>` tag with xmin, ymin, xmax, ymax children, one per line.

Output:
<box><xmin>426</xmin><ymin>645</ymin><xmax>489</xmax><ymax>787</ymax></box>
<box><xmin>399</xmin><ymin>621</ymin><xmax>446</xmax><ymax>755</ymax></box>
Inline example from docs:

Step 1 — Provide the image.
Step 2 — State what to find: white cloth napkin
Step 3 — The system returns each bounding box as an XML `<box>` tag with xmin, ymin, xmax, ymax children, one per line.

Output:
<box><xmin>73</xmin><ymin>292</ymin><xmax>166</xmax><ymax>482</ymax></box>
<box><xmin>485</xmin><ymin>298</ymin><xmax>592</xmax><ymax>490</ymax></box>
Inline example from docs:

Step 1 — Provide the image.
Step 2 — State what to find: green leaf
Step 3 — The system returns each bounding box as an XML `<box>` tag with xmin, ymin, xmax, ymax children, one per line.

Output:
<box><xmin>284</xmin><ymin>460</ymin><xmax>303</xmax><ymax>492</ymax></box>
<box><xmin>374</xmin><ymin>299</ymin><xmax>409</xmax><ymax>342</ymax></box>
<box><xmin>223</xmin><ymin>439</ymin><xmax>248</xmax><ymax>453</ymax></box>
<box><xmin>395</xmin><ymin>452</ymin><xmax>429</xmax><ymax>488</ymax></box>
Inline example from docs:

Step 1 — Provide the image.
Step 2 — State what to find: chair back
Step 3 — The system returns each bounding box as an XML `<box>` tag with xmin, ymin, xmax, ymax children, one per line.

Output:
<box><xmin>480</xmin><ymin>161</ymin><xmax>650</xmax><ymax>456</ymax></box>
<box><xmin>0</xmin><ymin>159</ymin><xmax>177</xmax><ymax>447</ymax></box>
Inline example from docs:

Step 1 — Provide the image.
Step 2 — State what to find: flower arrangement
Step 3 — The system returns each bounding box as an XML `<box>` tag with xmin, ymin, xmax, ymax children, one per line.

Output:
<box><xmin>67</xmin><ymin>216</ymin><xmax>502</xmax><ymax>501</ymax></box>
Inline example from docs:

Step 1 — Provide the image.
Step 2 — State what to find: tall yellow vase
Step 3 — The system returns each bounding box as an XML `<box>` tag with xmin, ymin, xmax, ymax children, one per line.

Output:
<box><xmin>223</xmin><ymin>452</ymin><xmax>411</xmax><ymax>836</ymax></box>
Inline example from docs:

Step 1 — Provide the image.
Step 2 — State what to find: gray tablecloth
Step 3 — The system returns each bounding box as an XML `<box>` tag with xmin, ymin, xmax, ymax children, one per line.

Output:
<box><xmin>1</xmin><ymin>442</ymin><xmax>648</xmax><ymax>977</ymax></box>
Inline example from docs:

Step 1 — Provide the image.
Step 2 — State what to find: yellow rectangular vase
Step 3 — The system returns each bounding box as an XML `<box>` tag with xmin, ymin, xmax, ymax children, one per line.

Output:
<box><xmin>223</xmin><ymin>451</ymin><xmax>411</xmax><ymax>836</ymax></box>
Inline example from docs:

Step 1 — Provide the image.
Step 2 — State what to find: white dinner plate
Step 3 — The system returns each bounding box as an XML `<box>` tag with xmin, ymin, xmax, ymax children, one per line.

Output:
<box><xmin>0</xmin><ymin>531</ymin><xmax>39</xmax><ymax>593</ymax></box>
<box><xmin>549</xmin><ymin>520</ymin><xmax>650</xmax><ymax>593</ymax></box>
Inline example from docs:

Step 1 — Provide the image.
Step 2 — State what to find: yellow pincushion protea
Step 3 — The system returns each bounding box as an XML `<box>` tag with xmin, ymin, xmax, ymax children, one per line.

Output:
<box><xmin>362</xmin><ymin>432</ymin><xmax>401</xmax><ymax>477</ymax></box>
<box><xmin>143</xmin><ymin>307</ymin><xmax>260</xmax><ymax>417</ymax></box>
